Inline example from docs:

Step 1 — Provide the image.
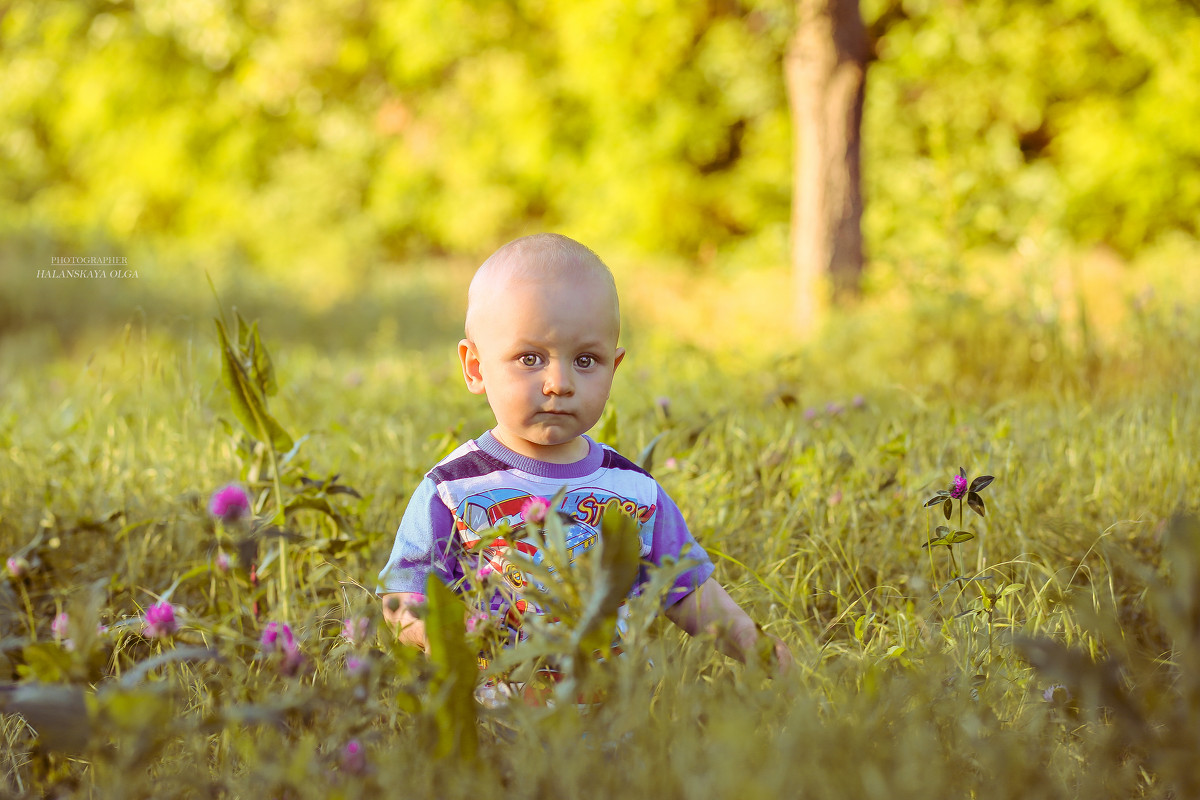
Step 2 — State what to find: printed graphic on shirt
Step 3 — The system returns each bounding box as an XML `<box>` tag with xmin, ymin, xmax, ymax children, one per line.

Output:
<box><xmin>452</xmin><ymin>486</ymin><xmax>656</xmax><ymax>625</ymax></box>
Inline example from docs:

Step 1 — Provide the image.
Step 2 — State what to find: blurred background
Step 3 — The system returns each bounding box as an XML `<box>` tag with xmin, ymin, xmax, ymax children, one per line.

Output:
<box><xmin>1</xmin><ymin>0</ymin><xmax>1197</xmax><ymax>358</ymax></box>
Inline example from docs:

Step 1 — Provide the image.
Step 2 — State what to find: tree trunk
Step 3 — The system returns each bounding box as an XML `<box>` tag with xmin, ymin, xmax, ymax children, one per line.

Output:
<box><xmin>786</xmin><ymin>0</ymin><xmax>869</xmax><ymax>331</ymax></box>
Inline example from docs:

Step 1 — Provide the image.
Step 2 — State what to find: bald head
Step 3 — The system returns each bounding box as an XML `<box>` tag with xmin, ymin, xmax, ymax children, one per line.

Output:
<box><xmin>465</xmin><ymin>233</ymin><xmax>620</xmax><ymax>341</ymax></box>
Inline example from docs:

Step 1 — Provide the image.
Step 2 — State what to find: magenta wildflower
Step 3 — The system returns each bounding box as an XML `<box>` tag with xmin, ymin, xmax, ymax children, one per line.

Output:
<box><xmin>345</xmin><ymin>655</ymin><xmax>369</xmax><ymax>679</ymax></box>
<box><xmin>950</xmin><ymin>474</ymin><xmax>968</xmax><ymax>499</ymax></box>
<box><xmin>51</xmin><ymin>612</ymin><xmax>69</xmax><ymax>640</ymax></box>
<box><xmin>6</xmin><ymin>555</ymin><xmax>29</xmax><ymax>579</ymax></box>
<box><xmin>465</xmin><ymin>610</ymin><xmax>490</xmax><ymax>634</ymax></box>
<box><xmin>208</xmin><ymin>484</ymin><xmax>250</xmax><ymax>523</ymax></box>
<box><xmin>143</xmin><ymin>602</ymin><xmax>178</xmax><ymax>639</ymax></box>
<box><xmin>521</xmin><ymin>496</ymin><xmax>551</xmax><ymax>525</ymax></box>
<box><xmin>261</xmin><ymin>621</ymin><xmax>305</xmax><ymax>675</ymax></box>
<box><xmin>215</xmin><ymin>550</ymin><xmax>231</xmax><ymax>573</ymax></box>
<box><xmin>260</xmin><ymin>621</ymin><xmax>296</xmax><ymax>653</ymax></box>
<box><xmin>341</xmin><ymin>616</ymin><xmax>370</xmax><ymax>646</ymax></box>
<box><xmin>340</xmin><ymin>739</ymin><xmax>367</xmax><ymax>775</ymax></box>
<box><xmin>664</xmin><ymin>457</ymin><xmax>678</xmax><ymax>470</ymax></box>
<box><xmin>476</xmin><ymin>562</ymin><xmax>494</xmax><ymax>581</ymax></box>
<box><xmin>803</xmin><ymin>407</ymin><xmax>818</xmax><ymax>421</ymax></box>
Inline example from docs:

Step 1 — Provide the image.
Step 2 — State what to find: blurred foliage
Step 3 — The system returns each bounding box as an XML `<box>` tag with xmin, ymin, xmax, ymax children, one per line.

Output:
<box><xmin>862</xmin><ymin>0</ymin><xmax>1200</xmax><ymax>270</ymax></box>
<box><xmin>1</xmin><ymin>0</ymin><xmax>1197</xmax><ymax>289</ymax></box>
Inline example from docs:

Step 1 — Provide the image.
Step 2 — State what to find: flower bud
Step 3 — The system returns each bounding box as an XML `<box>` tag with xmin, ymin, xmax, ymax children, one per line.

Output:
<box><xmin>6</xmin><ymin>555</ymin><xmax>29</xmax><ymax>579</ymax></box>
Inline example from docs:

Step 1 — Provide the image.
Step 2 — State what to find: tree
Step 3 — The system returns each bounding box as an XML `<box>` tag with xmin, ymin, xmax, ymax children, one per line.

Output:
<box><xmin>785</xmin><ymin>0</ymin><xmax>869</xmax><ymax>330</ymax></box>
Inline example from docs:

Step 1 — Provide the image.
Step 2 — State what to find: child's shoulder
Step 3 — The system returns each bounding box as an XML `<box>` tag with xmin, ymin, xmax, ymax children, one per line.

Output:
<box><xmin>426</xmin><ymin>439</ymin><xmax>508</xmax><ymax>483</ymax></box>
<box><xmin>593</xmin><ymin>439</ymin><xmax>654</xmax><ymax>480</ymax></box>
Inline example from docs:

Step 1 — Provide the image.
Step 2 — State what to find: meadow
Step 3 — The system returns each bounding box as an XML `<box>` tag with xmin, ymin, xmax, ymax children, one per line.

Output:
<box><xmin>2</xmin><ymin>246</ymin><xmax>1199</xmax><ymax>799</ymax></box>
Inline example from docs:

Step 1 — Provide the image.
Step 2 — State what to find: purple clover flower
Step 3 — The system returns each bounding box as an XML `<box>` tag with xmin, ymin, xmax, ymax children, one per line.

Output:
<box><xmin>465</xmin><ymin>610</ymin><xmax>490</xmax><ymax>634</ymax></box>
<box><xmin>51</xmin><ymin>612</ymin><xmax>70</xmax><ymax>640</ymax></box>
<box><xmin>520</xmin><ymin>496</ymin><xmax>551</xmax><ymax>525</ymax></box>
<box><xmin>950</xmin><ymin>474</ymin><xmax>968</xmax><ymax>499</ymax></box>
<box><xmin>261</xmin><ymin>621</ymin><xmax>305</xmax><ymax>675</ymax></box>
<box><xmin>261</xmin><ymin>620</ymin><xmax>296</xmax><ymax>653</ymax></box>
<box><xmin>143</xmin><ymin>602</ymin><xmax>178</xmax><ymax>639</ymax></box>
<box><xmin>345</xmin><ymin>655</ymin><xmax>369</xmax><ymax>679</ymax></box>
<box><xmin>209</xmin><ymin>484</ymin><xmax>250</xmax><ymax>523</ymax></box>
<box><xmin>341</xmin><ymin>616</ymin><xmax>370</xmax><ymax>646</ymax></box>
<box><xmin>340</xmin><ymin>739</ymin><xmax>367</xmax><ymax>775</ymax></box>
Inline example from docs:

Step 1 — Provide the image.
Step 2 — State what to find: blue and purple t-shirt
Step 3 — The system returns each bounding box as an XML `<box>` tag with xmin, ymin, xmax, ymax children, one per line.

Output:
<box><xmin>376</xmin><ymin>431</ymin><xmax>713</xmax><ymax>639</ymax></box>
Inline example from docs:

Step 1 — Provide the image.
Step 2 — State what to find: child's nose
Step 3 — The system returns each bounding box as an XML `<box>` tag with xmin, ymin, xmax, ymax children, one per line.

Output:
<box><xmin>543</xmin><ymin>361</ymin><xmax>574</xmax><ymax>395</ymax></box>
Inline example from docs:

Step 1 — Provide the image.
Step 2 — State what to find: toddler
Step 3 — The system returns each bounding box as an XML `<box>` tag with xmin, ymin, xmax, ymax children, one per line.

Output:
<box><xmin>377</xmin><ymin>233</ymin><xmax>789</xmax><ymax>674</ymax></box>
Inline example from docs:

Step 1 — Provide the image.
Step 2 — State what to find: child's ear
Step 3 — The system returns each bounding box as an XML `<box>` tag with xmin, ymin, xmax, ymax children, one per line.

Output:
<box><xmin>458</xmin><ymin>339</ymin><xmax>486</xmax><ymax>395</ymax></box>
<box><xmin>613</xmin><ymin>347</ymin><xmax>625</xmax><ymax>371</ymax></box>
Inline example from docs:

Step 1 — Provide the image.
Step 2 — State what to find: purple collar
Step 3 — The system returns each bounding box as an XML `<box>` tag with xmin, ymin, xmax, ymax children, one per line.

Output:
<box><xmin>476</xmin><ymin>431</ymin><xmax>604</xmax><ymax>479</ymax></box>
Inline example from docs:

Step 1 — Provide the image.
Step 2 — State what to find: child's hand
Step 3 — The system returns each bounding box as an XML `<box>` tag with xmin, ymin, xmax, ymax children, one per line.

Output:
<box><xmin>665</xmin><ymin>577</ymin><xmax>792</xmax><ymax>677</ymax></box>
<box><xmin>381</xmin><ymin>592</ymin><xmax>430</xmax><ymax>653</ymax></box>
<box><xmin>754</xmin><ymin>631</ymin><xmax>794</xmax><ymax>678</ymax></box>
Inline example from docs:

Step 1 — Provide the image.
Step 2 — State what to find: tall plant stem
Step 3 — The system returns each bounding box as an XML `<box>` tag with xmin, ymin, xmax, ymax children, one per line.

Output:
<box><xmin>262</xmin><ymin>437</ymin><xmax>290</xmax><ymax>622</ymax></box>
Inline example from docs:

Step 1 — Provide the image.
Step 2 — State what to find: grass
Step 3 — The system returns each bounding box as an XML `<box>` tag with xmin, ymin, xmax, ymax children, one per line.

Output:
<box><xmin>1</xmin><ymin>243</ymin><xmax>1199</xmax><ymax>798</ymax></box>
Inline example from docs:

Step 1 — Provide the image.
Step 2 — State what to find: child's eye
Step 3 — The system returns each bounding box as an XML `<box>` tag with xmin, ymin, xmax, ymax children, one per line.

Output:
<box><xmin>519</xmin><ymin>354</ymin><xmax>541</xmax><ymax>367</ymax></box>
<box><xmin>575</xmin><ymin>355</ymin><xmax>596</xmax><ymax>369</ymax></box>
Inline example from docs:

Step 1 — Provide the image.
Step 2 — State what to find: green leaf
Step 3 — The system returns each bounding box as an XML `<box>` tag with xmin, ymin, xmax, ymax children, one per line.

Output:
<box><xmin>97</xmin><ymin>686</ymin><xmax>173</xmax><ymax>733</ymax></box>
<box><xmin>236</xmin><ymin>311</ymin><xmax>278</xmax><ymax>397</ymax></box>
<box><xmin>999</xmin><ymin>583</ymin><xmax>1025</xmax><ymax>597</ymax></box>
<box><xmin>283</xmin><ymin>495</ymin><xmax>342</xmax><ymax>523</ymax></box>
<box><xmin>635</xmin><ymin>431</ymin><xmax>667</xmax><ymax>472</ymax></box>
<box><xmin>424</xmin><ymin>574</ymin><xmax>478</xmax><ymax>762</ymax></box>
<box><xmin>935</xmin><ymin>525</ymin><xmax>951</xmax><ymax>536</ymax></box>
<box><xmin>969</xmin><ymin>475</ymin><xmax>994</xmax><ymax>493</ymax></box>
<box><xmin>943</xmin><ymin>498</ymin><xmax>953</xmax><ymax>520</ymax></box>
<box><xmin>555</xmin><ymin>501</ymin><xmax>642</xmax><ymax>700</ymax></box>
<box><xmin>967</xmin><ymin>492</ymin><xmax>986</xmax><ymax>517</ymax></box>
<box><xmin>853</xmin><ymin>614</ymin><xmax>868</xmax><ymax>642</ymax></box>
<box><xmin>215</xmin><ymin>318</ymin><xmax>293</xmax><ymax>453</ymax></box>
<box><xmin>923</xmin><ymin>536</ymin><xmax>949</xmax><ymax>548</ymax></box>
<box><xmin>1</xmin><ymin>683</ymin><xmax>91</xmax><ymax>753</ymax></box>
<box><xmin>119</xmin><ymin>646</ymin><xmax>222</xmax><ymax>687</ymax></box>
<box><xmin>17</xmin><ymin>642</ymin><xmax>74</xmax><ymax>683</ymax></box>
<box><xmin>946</xmin><ymin>530</ymin><xmax>975</xmax><ymax>544</ymax></box>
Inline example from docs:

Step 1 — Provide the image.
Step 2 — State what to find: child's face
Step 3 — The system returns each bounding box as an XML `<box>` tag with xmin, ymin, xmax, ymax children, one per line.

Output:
<box><xmin>458</xmin><ymin>269</ymin><xmax>624</xmax><ymax>463</ymax></box>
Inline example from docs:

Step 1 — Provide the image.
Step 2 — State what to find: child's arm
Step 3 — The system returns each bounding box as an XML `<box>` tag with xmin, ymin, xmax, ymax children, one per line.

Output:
<box><xmin>380</xmin><ymin>592</ymin><xmax>430</xmax><ymax>653</ymax></box>
<box><xmin>665</xmin><ymin>576</ymin><xmax>792</xmax><ymax>675</ymax></box>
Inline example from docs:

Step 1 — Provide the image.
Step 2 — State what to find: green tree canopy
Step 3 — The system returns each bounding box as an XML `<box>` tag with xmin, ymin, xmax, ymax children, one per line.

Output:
<box><xmin>1</xmin><ymin>0</ymin><xmax>1196</xmax><ymax>283</ymax></box>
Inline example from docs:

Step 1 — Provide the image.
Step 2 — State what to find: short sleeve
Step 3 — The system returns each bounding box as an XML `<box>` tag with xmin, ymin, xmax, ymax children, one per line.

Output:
<box><xmin>376</xmin><ymin>477</ymin><xmax>462</xmax><ymax>595</ymax></box>
<box><xmin>645</xmin><ymin>484</ymin><xmax>715</xmax><ymax>607</ymax></box>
